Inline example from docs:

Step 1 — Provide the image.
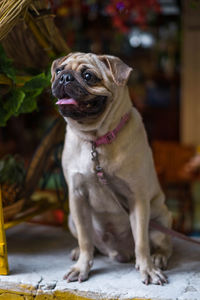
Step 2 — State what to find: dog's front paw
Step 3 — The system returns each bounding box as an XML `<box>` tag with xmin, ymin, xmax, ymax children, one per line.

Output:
<box><xmin>64</xmin><ymin>258</ymin><xmax>93</xmax><ymax>283</ymax></box>
<box><xmin>135</xmin><ymin>261</ymin><xmax>168</xmax><ymax>285</ymax></box>
<box><xmin>63</xmin><ymin>264</ymin><xmax>88</xmax><ymax>283</ymax></box>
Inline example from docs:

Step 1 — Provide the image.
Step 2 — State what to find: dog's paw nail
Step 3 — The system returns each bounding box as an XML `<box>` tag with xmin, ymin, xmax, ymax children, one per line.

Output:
<box><xmin>140</xmin><ymin>264</ymin><xmax>168</xmax><ymax>286</ymax></box>
<box><xmin>158</xmin><ymin>280</ymin><xmax>163</xmax><ymax>286</ymax></box>
<box><xmin>162</xmin><ymin>276</ymin><xmax>168</xmax><ymax>284</ymax></box>
<box><xmin>142</xmin><ymin>277</ymin><xmax>149</xmax><ymax>285</ymax></box>
<box><xmin>135</xmin><ymin>264</ymin><xmax>139</xmax><ymax>271</ymax></box>
<box><xmin>63</xmin><ymin>274</ymin><xmax>71</xmax><ymax>283</ymax></box>
<box><xmin>78</xmin><ymin>272</ymin><xmax>89</xmax><ymax>283</ymax></box>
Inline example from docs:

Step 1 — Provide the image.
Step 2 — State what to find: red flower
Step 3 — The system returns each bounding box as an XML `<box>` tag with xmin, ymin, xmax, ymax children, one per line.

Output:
<box><xmin>105</xmin><ymin>0</ymin><xmax>161</xmax><ymax>32</ymax></box>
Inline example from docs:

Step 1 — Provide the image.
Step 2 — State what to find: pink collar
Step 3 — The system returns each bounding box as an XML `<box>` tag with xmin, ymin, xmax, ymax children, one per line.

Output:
<box><xmin>91</xmin><ymin>111</ymin><xmax>131</xmax><ymax>184</ymax></box>
<box><xmin>93</xmin><ymin>111</ymin><xmax>131</xmax><ymax>147</ymax></box>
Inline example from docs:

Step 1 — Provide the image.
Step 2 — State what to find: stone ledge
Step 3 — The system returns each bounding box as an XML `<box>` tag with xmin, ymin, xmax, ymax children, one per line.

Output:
<box><xmin>0</xmin><ymin>223</ymin><xmax>200</xmax><ymax>300</ymax></box>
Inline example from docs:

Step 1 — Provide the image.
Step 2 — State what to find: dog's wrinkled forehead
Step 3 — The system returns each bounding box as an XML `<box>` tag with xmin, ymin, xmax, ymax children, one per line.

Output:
<box><xmin>61</xmin><ymin>52</ymin><xmax>101</xmax><ymax>70</ymax></box>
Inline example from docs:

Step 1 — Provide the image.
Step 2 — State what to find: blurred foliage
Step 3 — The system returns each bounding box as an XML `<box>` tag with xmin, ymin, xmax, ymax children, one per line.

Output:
<box><xmin>0</xmin><ymin>155</ymin><xmax>25</xmax><ymax>186</ymax></box>
<box><xmin>0</xmin><ymin>45</ymin><xmax>51</xmax><ymax>126</ymax></box>
<box><xmin>0</xmin><ymin>154</ymin><xmax>26</xmax><ymax>205</ymax></box>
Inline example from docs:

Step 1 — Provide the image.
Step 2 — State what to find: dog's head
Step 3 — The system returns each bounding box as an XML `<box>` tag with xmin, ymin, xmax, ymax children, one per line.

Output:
<box><xmin>51</xmin><ymin>52</ymin><xmax>132</xmax><ymax>121</ymax></box>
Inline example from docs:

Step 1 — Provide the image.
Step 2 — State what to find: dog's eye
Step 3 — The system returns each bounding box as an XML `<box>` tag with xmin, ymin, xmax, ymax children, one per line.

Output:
<box><xmin>56</xmin><ymin>67</ymin><xmax>63</xmax><ymax>75</ymax></box>
<box><xmin>83</xmin><ymin>72</ymin><xmax>92</xmax><ymax>81</ymax></box>
<box><xmin>82</xmin><ymin>71</ymin><xmax>99</xmax><ymax>84</ymax></box>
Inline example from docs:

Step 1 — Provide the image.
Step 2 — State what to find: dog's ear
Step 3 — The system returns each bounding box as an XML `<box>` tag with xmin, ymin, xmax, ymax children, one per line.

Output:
<box><xmin>51</xmin><ymin>53</ymin><xmax>73</xmax><ymax>82</ymax></box>
<box><xmin>99</xmin><ymin>55</ymin><xmax>133</xmax><ymax>86</ymax></box>
<box><xmin>51</xmin><ymin>57</ymin><xmax>64</xmax><ymax>82</ymax></box>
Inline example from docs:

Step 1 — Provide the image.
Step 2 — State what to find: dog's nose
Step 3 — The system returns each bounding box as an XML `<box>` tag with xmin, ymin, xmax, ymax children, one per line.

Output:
<box><xmin>59</xmin><ymin>73</ymin><xmax>74</xmax><ymax>85</ymax></box>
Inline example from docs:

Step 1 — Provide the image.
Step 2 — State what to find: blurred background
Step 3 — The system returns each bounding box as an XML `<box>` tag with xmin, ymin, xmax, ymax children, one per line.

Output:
<box><xmin>0</xmin><ymin>0</ymin><xmax>200</xmax><ymax>236</ymax></box>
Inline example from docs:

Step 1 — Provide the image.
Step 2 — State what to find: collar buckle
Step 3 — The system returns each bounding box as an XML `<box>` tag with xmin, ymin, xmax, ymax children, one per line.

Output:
<box><xmin>105</xmin><ymin>131</ymin><xmax>116</xmax><ymax>143</ymax></box>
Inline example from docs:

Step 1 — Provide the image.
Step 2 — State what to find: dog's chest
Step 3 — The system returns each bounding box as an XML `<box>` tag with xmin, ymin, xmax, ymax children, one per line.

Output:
<box><xmin>63</xmin><ymin>142</ymin><xmax>98</xmax><ymax>177</ymax></box>
<box><xmin>62</xmin><ymin>130</ymin><xmax>130</xmax><ymax>214</ymax></box>
<box><xmin>62</xmin><ymin>129</ymin><xmax>113</xmax><ymax>177</ymax></box>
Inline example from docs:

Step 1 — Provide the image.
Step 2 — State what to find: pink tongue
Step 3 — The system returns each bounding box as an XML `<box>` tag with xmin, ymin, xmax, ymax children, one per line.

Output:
<box><xmin>56</xmin><ymin>98</ymin><xmax>78</xmax><ymax>106</ymax></box>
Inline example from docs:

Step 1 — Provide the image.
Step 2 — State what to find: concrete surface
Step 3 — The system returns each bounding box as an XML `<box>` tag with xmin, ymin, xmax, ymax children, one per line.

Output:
<box><xmin>0</xmin><ymin>223</ymin><xmax>200</xmax><ymax>300</ymax></box>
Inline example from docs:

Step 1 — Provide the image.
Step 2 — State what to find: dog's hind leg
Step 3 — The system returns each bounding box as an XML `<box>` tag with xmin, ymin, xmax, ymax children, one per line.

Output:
<box><xmin>150</xmin><ymin>196</ymin><xmax>173</xmax><ymax>270</ymax></box>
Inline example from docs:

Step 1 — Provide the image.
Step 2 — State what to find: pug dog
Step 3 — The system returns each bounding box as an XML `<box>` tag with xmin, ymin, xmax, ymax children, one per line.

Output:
<box><xmin>51</xmin><ymin>52</ymin><xmax>172</xmax><ymax>285</ymax></box>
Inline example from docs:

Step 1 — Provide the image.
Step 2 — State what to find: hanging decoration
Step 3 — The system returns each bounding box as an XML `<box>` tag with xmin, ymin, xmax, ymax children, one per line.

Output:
<box><xmin>47</xmin><ymin>0</ymin><xmax>160</xmax><ymax>33</ymax></box>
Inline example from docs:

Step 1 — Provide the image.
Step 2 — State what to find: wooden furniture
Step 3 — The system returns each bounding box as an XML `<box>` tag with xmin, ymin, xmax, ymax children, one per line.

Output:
<box><xmin>152</xmin><ymin>140</ymin><xmax>195</xmax><ymax>233</ymax></box>
<box><xmin>181</xmin><ymin>0</ymin><xmax>200</xmax><ymax>145</ymax></box>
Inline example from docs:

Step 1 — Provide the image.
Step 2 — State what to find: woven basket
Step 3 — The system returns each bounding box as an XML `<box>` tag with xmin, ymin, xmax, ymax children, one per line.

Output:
<box><xmin>3</xmin><ymin>199</ymin><xmax>25</xmax><ymax>222</ymax></box>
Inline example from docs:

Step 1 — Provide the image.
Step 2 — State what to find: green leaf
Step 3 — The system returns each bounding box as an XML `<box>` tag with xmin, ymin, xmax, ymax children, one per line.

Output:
<box><xmin>0</xmin><ymin>45</ymin><xmax>16</xmax><ymax>82</ymax></box>
<box><xmin>0</xmin><ymin>47</ymin><xmax>51</xmax><ymax>126</ymax></box>
<box><xmin>0</xmin><ymin>106</ymin><xmax>9</xmax><ymax>127</ymax></box>
<box><xmin>17</xmin><ymin>93</ymin><xmax>38</xmax><ymax>114</ymax></box>
<box><xmin>22</xmin><ymin>73</ymin><xmax>50</xmax><ymax>93</ymax></box>
<box><xmin>17</xmin><ymin>72</ymin><xmax>50</xmax><ymax>114</ymax></box>
<box><xmin>3</xmin><ymin>89</ymin><xmax>25</xmax><ymax>115</ymax></box>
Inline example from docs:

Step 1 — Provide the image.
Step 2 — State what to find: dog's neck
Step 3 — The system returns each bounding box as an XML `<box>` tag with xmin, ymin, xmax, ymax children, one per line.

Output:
<box><xmin>65</xmin><ymin>86</ymin><xmax>132</xmax><ymax>143</ymax></box>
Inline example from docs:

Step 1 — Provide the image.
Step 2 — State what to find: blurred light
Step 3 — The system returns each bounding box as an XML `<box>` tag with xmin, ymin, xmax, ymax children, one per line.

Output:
<box><xmin>159</xmin><ymin>0</ymin><xmax>180</xmax><ymax>15</ymax></box>
<box><xmin>129</xmin><ymin>29</ymin><xmax>155</xmax><ymax>48</ymax></box>
<box><xmin>141</xmin><ymin>33</ymin><xmax>155</xmax><ymax>48</ymax></box>
<box><xmin>129</xmin><ymin>30</ymin><xmax>141</xmax><ymax>47</ymax></box>
<box><xmin>129</xmin><ymin>32</ymin><xmax>141</xmax><ymax>47</ymax></box>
